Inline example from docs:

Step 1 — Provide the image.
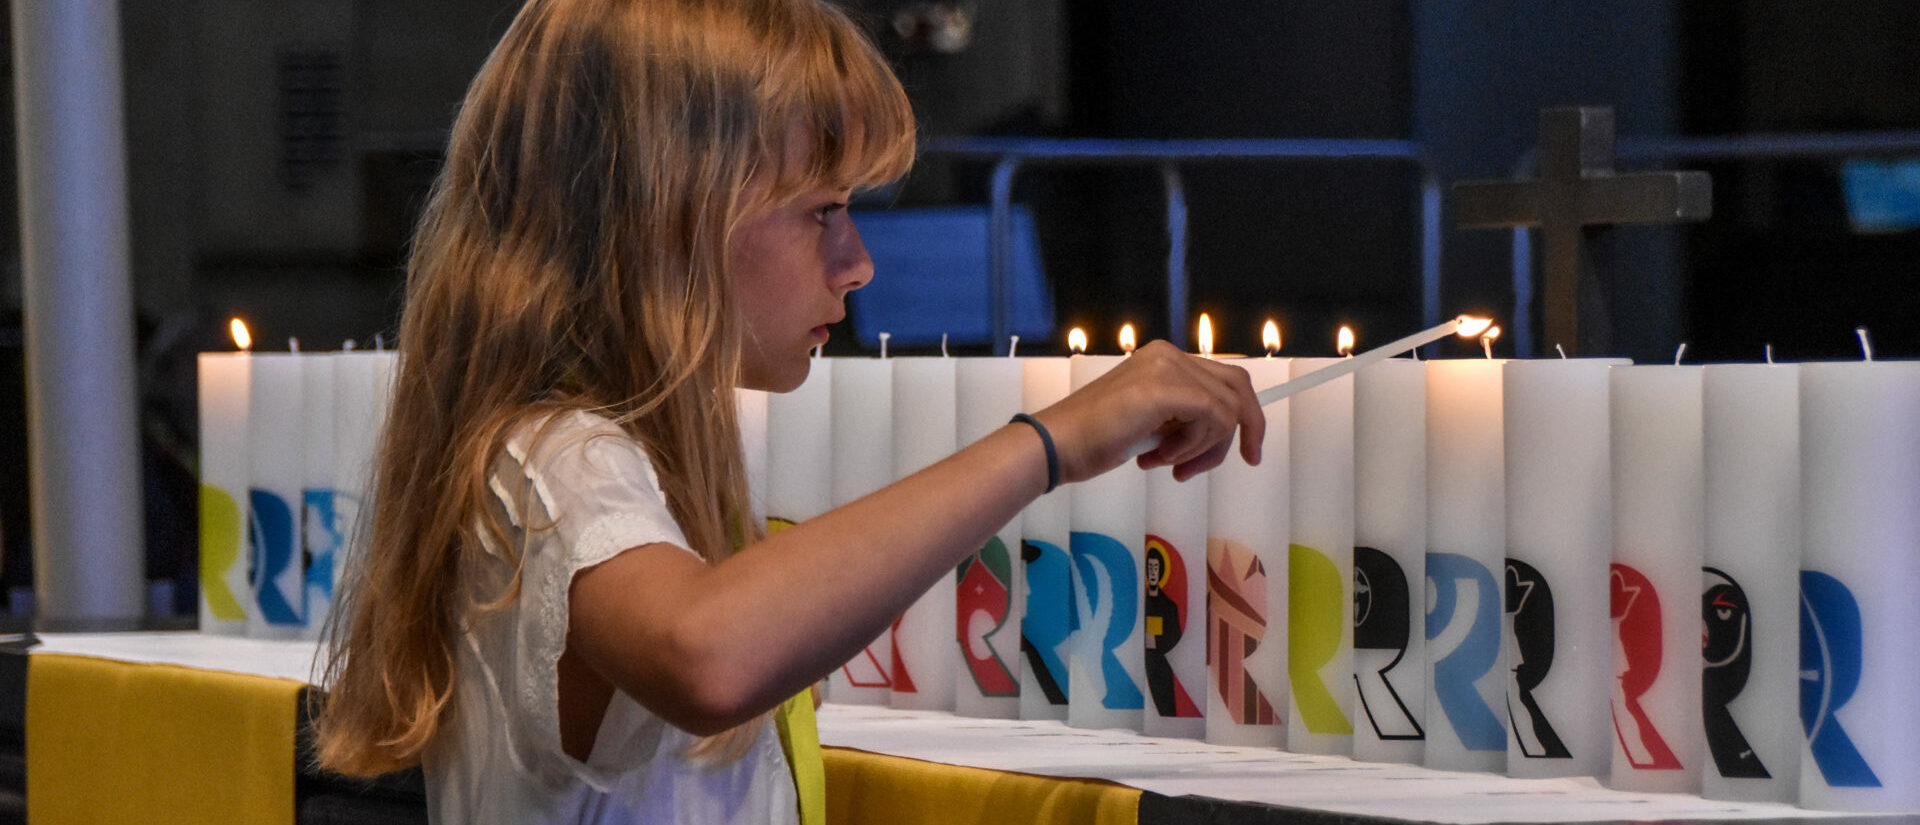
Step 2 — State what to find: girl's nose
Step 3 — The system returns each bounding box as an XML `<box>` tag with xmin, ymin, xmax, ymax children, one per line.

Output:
<box><xmin>831</xmin><ymin>219</ymin><xmax>873</xmax><ymax>296</ymax></box>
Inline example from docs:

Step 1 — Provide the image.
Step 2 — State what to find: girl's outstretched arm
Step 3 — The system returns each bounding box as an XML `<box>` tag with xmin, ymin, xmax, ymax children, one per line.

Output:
<box><xmin>567</xmin><ymin>340</ymin><xmax>1263</xmax><ymax>735</ymax></box>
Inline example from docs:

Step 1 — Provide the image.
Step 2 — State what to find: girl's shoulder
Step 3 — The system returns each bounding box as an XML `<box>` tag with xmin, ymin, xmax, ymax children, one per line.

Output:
<box><xmin>508</xmin><ymin>407</ymin><xmax>632</xmax><ymax>453</ymax></box>
<box><xmin>483</xmin><ymin>408</ymin><xmax>683</xmax><ymax>560</ymax></box>
<box><xmin>497</xmin><ymin>409</ymin><xmax>664</xmax><ymax>496</ymax></box>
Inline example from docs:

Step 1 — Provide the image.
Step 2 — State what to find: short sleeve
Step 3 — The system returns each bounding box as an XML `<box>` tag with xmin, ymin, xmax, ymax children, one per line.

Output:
<box><xmin>486</xmin><ymin>411</ymin><xmax>703</xmax><ymax>787</ymax></box>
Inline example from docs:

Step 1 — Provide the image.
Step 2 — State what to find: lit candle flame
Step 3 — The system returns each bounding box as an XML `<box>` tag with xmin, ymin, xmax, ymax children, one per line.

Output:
<box><xmin>230</xmin><ymin>318</ymin><xmax>252</xmax><ymax>351</ymax></box>
<box><xmin>1337</xmin><ymin>326</ymin><xmax>1356</xmax><ymax>357</ymax></box>
<box><xmin>1481</xmin><ymin>325</ymin><xmax>1502</xmax><ymax>359</ymax></box>
<box><xmin>1197</xmin><ymin>313</ymin><xmax>1214</xmax><ymax>358</ymax></box>
<box><xmin>1119</xmin><ymin>323</ymin><xmax>1136</xmax><ymax>355</ymax></box>
<box><xmin>1454</xmin><ymin>315</ymin><xmax>1493</xmax><ymax>338</ymax></box>
<box><xmin>1262</xmin><ymin>320</ymin><xmax>1281</xmax><ymax>357</ymax></box>
<box><xmin>1068</xmin><ymin>327</ymin><xmax>1088</xmax><ymax>355</ymax></box>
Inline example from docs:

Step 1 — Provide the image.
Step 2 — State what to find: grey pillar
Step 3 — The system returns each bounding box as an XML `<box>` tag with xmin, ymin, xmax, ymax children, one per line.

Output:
<box><xmin>12</xmin><ymin>0</ymin><xmax>145</xmax><ymax>626</ymax></box>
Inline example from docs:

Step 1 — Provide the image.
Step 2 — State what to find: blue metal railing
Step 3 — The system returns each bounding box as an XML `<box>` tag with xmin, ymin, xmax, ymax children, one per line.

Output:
<box><xmin>917</xmin><ymin>137</ymin><xmax>1442</xmax><ymax>354</ymax></box>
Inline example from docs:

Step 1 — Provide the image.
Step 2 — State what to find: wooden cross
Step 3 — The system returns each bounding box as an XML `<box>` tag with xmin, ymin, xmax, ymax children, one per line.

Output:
<box><xmin>1452</xmin><ymin>106</ymin><xmax>1712</xmax><ymax>355</ymax></box>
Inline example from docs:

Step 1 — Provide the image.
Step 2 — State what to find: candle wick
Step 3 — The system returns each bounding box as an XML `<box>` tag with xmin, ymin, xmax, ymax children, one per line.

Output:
<box><xmin>343</xmin><ymin>339</ymin><xmax>357</xmax><ymax>352</ymax></box>
<box><xmin>1857</xmin><ymin>327</ymin><xmax>1874</xmax><ymax>362</ymax></box>
<box><xmin>1481</xmin><ymin>338</ymin><xmax>1492</xmax><ymax>359</ymax></box>
<box><xmin>374</xmin><ymin>334</ymin><xmax>386</xmax><ymax>352</ymax></box>
<box><xmin>1673</xmin><ymin>342</ymin><xmax>1689</xmax><ymax>365</ymax></box>
<box><xmin>812</xmin><ymin>344</ymin><xmax>823</xmax><ymax>359</ymax></box>
<box><xmin>1008</xmin><ymin>335</ymin><xmax>1020</xmax><ymax>358</ymax></box>
<box><xmin>289</xmin><ymin>337</ymin><xmax>301</xmax><ymax>354</ymax></box>
<box><xmin>879</xmin><ymin>331</ymin><xmax>891</xmax><ymax>359</ymax></box>
<box><xmin>1765</xmin><ymin>343</ymin><xmax>1774</xmax><ymax>364</ymax></box>
<box><xmin>1555</xmin><ymin>344</ymin><xmax>1567</xmax><ymax>360</ymax></box>
<box><xmin>941</xmin><ymin>333</ymin><xmax>949</xmax><ymax>358</ymax></box>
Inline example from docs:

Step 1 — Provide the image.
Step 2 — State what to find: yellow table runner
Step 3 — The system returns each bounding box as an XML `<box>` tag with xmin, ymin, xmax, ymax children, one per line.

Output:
<box><xmin>823</xmin><ymin>746</ymin><xmax>1140</xmax><ymax>825</ymax></box>
<box><xmin>22</xmin><ymin>643</ymin><xmax>1138</xmax><ymax>825</ymax></box>
<box><xmin>26</xmin><ymin>652</ymin><xmax>302</xmax><ymax>825</ymax></box>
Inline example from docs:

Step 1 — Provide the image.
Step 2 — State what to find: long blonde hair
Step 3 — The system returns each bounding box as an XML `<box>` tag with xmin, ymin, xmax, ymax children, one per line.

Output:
<box><xmin>315</xmin><ymin>0</ymin><xmax>914</xmax><ymax>777</ymax></box>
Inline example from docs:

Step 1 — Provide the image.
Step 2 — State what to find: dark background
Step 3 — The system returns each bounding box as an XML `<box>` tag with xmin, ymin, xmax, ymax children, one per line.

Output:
<box><xmin>4</xmin><ymin>0</ymin><xmax>1920</xmax><ymax>609</ymax></box>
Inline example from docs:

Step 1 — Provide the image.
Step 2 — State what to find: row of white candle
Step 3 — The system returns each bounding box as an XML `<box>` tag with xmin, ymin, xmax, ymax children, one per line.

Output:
<box><xmin>196</xmin><ymin>322</ymin><xmax>397</xmax><ymax>640</ymax></box>
<box><xmin>746</xmin><ymin>328</ymin><xmax>1920</xmax><ymax>813</ymax></box>
<box><xmin>194</xmin><ymin>318</ymin><xmax>1919</xmax><ymax>811</ymax></box>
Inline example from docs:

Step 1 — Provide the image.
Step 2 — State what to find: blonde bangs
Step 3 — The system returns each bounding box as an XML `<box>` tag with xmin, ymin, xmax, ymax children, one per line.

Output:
<box><xmin>759</xmin><ymin>1</ymin><xmax>917</xmax><ymax>201</ymax></box>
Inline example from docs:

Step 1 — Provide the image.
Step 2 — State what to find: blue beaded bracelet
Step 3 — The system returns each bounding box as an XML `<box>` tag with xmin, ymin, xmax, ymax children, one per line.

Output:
<box><xmin>1008</xmin><ymin>413</ymin><xmax>1060</xmax><ymax>494</ymax></box>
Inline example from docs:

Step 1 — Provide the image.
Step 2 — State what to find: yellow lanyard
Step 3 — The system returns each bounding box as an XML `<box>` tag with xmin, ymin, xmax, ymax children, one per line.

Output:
<box><xmin>773</xmin><ymin>688</ymin><xmax>824</xmax><ymax>825</ymax></box>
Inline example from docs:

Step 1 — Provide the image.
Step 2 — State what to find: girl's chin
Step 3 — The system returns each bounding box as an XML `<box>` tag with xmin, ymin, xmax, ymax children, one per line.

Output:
<box><xmin>741</xmin><ymin>354</ymin><xmax>812</xmax><ymax>394</ymax></box>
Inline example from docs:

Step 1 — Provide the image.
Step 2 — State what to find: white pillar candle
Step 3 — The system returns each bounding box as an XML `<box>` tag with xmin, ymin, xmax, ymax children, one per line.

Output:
<box><xmin>1503</xmin><ymin>358</ymin><xmax>1626</xmax><ymax>779</ymax></box>
<box><xmin>1145</xmin><ymin>466</ymin><xmax>1208</xmax><ymax>739</ymax></box>
<box><xmin>1289</xmin><ymin>356</ymin><xmax>1355</xmax><ymax>755</ymax></box>
<box><xmin>366</xmin><ymin>349</ymin><xmax>399</xmax><ymax>438</ymax></box>
<box><xmin>1019</xmin><ymin>357</ymin><xmax>1074</xmax><ymax>721</ymax></box>
<box><xmin>954</xmin><ymin>357</ymin><xmax>1026</xmax><ymax>718</ymax></box>
<box><xmin>362</xmin><ymin>349</ymin><xmax>400</xmax><ymax>568</ymax></box>
<box><xmin>1798</xmin><ymin>361</ymin><xmax>1920</xmax><ymax>811</ymax></box>
<box><xmin>330</xmin><ymin>350</ymin><xmax>380</xmax><ymax>592</ymax></box>
<box><xmin>762</xmin><ymin>362</ymin><xmax>832</xmax><ymax>704</ymax></box>
<box><xmin>1068</xmin><ymin>354</ymin><xmax>1147</xmax><ymax>731</ymax></box>
<box><xmin>827</xmin><ymin>357</ymin><xmax>894</xmax><ymax>704</ymax></box>
<box><xmin>1608</xmin><ymin>364</ymin><xmax>1704</xmax><ymax>793</ymax></box>
<box><xmin>766</xmin><ymin>358</ymin><xmax>833</xmax><ymax>531</ymax></box>
<box><xmin>1207</xmin><ymin>355</ymin><xmax>1291</xmax><ymax>747</ymax></box>
<box><xmin>1425</xmin><ymin>359</ymin><xmax>1508</xmax><ymax>773</ymax></box>
<box><xmin>1352</xmin><ymin>358</ymin><xmax>1426</xmax><ymax>764</ymax></box>
<box><xmin>197</xmin><ymin>351</ymin><xmax>252</xmax><ymax>634</ymax></box>
<box><xmin>1699</xmin><ymin>363</ymin><xmax>1801</xmax><ymax>802</ymax></box>
<box><xmin>300</xmin><ymin>353</ymin><xmax>339</xmax><ymax>640</ymax></box>
<box><xmin>246</xmin><ymin>351</ymin><xmax>307</xmax><ymax>639</ymax></box>
<box><xmin>737</xmin><ymin>389</ymin><xmax>770</xmax><ymax>528</ymax></box>
<box><xmin>890</xmin><ymin>357</ymin><xmax>959</xmax><ymax>711</ymax></box>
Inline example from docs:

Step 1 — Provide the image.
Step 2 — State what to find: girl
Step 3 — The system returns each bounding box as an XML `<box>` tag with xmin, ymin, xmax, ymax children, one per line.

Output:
<box><xmin>314</xmin><ymin>0</ymin><xmax>1265</xmax><ymax>822</ymax></box>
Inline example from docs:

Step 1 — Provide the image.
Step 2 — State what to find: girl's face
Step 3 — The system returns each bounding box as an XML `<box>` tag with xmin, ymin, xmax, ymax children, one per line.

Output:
<box><xmin>731</xmin><ymin>180</ymin><xmax>872</xmax><ymax>392</ymax></box>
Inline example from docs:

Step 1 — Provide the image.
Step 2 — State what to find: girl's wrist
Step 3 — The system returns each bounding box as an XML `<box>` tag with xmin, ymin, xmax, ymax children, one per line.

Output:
<box><xmin>1006</xmin><ymin>413</ymin><xmax>1060</xmax><ymax>494</ymax></box>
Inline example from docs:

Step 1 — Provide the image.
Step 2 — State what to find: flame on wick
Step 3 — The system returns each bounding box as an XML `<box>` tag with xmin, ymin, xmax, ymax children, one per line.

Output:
<box><xmin>1119</xmin><ymin>323</ymin><xmax>1137</xmax><ymax>355</ymax></box>
<box><xmin>1454</xmin><ymin>315</ymin><xmax>1494</xmax><ymax>338</ymax></box>
<box><xmin>230</xmin><ymin>319</ymin><xmax>252</xmax><ymax>351</ymax></box>
<box><xmin>1337</xmin><ymin>326</ymin><xmax>1356</xmax><ymax>357</ymax></box>
<box><xmin>1262</xmin><ymin>320</ymin><xmax>1281</xmax><ymax>357</ymax></box>
<box><xmin>1481</xmin><ymin>325</ymin><xmax>1502</xmax><ymax>358</ymax></box>
<box><xmin>1068</xmin><ymin>327</ymin><xmax>1088</xmax><ymax>355</ymax></box>
<box><xmin>1197</xmin><ymin>313</ymin><xmax>1214</xmax><ymax>358</ymax></box>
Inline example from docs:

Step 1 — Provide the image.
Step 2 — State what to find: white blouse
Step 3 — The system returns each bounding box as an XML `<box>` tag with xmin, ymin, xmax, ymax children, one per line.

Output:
<box><xmin>424</xmin><ymin>411</ymin><xmax>797</xmax><ymax>825</ymax></box>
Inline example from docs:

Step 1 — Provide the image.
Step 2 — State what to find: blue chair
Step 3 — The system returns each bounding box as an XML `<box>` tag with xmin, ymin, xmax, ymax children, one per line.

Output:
<box><xmin>848</xmin><ymin>206</ymin><xmax>1053</xmax><ymax>350</ymax></box>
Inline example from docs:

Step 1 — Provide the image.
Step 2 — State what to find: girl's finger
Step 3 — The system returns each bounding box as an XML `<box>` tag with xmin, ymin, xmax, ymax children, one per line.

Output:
<box><xmin>1139</xmin><ymin>390</ymin><xmax>1234</xmax><ymax>470</ymax></box>
<box><xmin>1172</xmin><ymin>434</ymin><xmax>1236</xmax><ymax>481</ymax></box>
<box><xmin>1189</xmin><ymin>356</ymin><xmax>1265</xmax><ymax>465</ymax></box>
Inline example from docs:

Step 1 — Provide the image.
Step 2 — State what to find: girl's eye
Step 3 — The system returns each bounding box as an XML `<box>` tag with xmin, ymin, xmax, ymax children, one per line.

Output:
<box><xmin>813</xmin><ymin>202</ymin><xmax>847</xmax><ymax>225</ymax></box>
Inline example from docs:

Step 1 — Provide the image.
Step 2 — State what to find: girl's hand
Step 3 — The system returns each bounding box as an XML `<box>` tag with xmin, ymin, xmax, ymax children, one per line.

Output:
<box><xmin>1034</xmin><ymin>339</ymin><xmax>1265</xmax><ymax>484</ymax></box>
